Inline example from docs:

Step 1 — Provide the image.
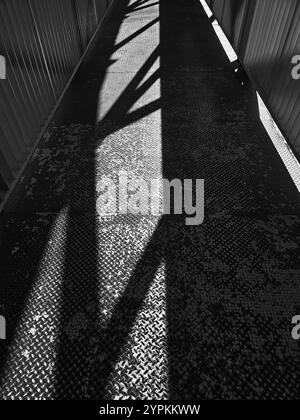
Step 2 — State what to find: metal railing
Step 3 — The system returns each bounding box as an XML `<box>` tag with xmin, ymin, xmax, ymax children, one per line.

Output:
<box><xmin>207</xmin><ymin>0</ymin><xmax>300</xmax><ymax>159</ymax></box>
<box><xmin>0</xmin><ymin>0</ymin><xmax>113</xmax><ymax>208</ymax></box>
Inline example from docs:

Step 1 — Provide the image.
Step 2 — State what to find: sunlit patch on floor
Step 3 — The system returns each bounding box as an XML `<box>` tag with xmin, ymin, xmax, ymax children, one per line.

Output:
<box><xmin>0</xmin><ymin>208</ymin><xmax>69</xmax><ymax>399</ymax></box>
<box><xmin>103</xmin><ymin>259</ymin><xmax>169</xmax><ymax>400</ymax></box>
<box><xmin>97</xmin><ymin>216</ymin><xmax>162</xmax><ymax>325</ymax></box>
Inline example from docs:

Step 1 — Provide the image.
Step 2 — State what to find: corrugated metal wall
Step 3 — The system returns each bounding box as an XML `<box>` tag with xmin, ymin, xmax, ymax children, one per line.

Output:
<box><xmin>207</xmin><ymin>0</ymin><xmax>300</xmax><ymax>158</ymax></box>
<box><xmin>0</xmin><ymin>0</ymin><xmax>113</xmax><ymax>206</ymax></box>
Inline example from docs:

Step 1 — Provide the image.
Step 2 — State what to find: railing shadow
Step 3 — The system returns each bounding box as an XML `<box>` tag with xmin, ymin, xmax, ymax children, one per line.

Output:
<box><xmin>88</xmin><ymin>0</ymin><xmax>300</xmax><ymax>400</ymax></box>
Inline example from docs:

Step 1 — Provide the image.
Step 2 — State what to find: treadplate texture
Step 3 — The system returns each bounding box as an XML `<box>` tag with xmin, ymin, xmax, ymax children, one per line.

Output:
<box><xmin>0</xmin><ymin>0</ymin><xmax>300</xmax><ymax>400</ymax></box>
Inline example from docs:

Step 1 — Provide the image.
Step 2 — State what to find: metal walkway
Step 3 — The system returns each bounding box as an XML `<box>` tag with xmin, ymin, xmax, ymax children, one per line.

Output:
<box><xmin>1</xmin><ymin>0</ymin><xmax>300</xmax><ymax>399</ymax></box>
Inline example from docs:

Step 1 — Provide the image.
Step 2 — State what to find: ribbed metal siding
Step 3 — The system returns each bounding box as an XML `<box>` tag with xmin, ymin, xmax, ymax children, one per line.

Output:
<box><xmin>207</xmin><ymin>0</ymin><xmax>300</xmax><ymax>158</ymax></box>
<box><xmin>0</xmin><ymin>0</ymin><xmax>113</xmax><ymax>204</ymax></box>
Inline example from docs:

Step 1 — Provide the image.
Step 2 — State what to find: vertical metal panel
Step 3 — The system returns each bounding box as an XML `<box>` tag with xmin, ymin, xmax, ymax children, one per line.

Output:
<box><xmin>209</xmin><ymin>0</ymin><xmax>300</xmax><ymax>158</ymax></box>
<box><xmin>0</xmin><ymin>0</ymin><xmax>113</xmax><ymax>205</ymax></box>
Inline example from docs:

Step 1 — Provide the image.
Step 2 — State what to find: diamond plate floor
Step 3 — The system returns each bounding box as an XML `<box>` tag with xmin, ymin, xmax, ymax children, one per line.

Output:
<box><xmin>1</xmin><ymin>0</ymin><xmax>300</xmax><ymax>400</ymax></box>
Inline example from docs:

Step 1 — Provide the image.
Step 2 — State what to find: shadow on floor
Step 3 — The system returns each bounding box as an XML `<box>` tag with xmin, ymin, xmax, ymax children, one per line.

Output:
<box><xmin>1</xmin><ymin>0</ymin><xmax>300</xmax><ymax>400</ymax></box>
